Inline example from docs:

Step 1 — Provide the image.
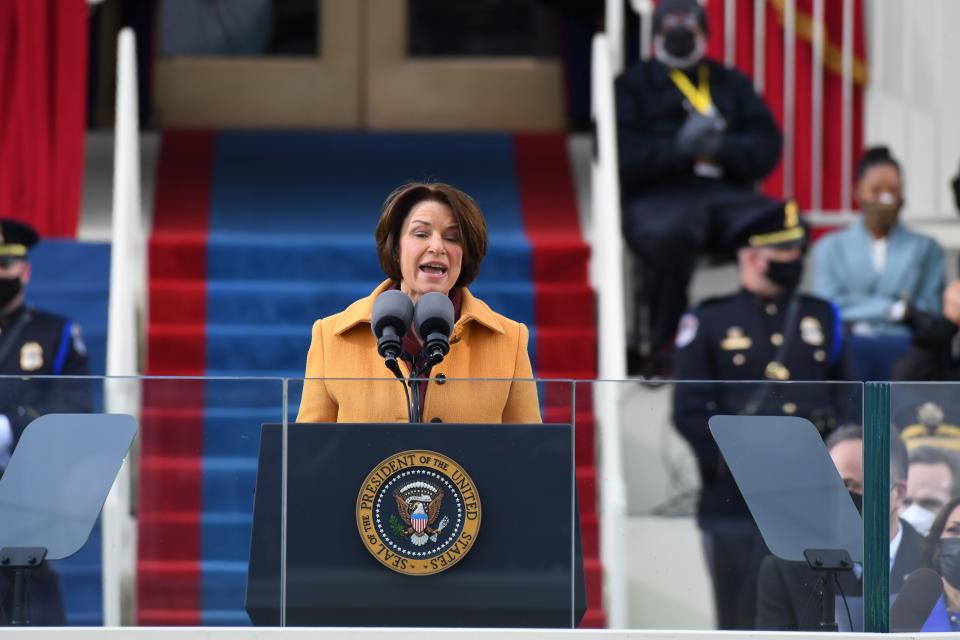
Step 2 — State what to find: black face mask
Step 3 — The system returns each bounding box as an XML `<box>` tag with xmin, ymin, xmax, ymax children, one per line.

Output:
<box><xmin>936</xmin><ymin>538</ymin><xmax>960</xmax><ymax>590</ymax></box>
<box><xmin>663</xmin><ymin>26</ymin><xmax>697</xmax><ymax>58</ymax></box>
<box><xmin>0</xmin><ymin>276</ymin><xmax>22</xmax><ymax>310</ymax></box>
<box><xmin>848</xmin><ymin>490</ymin><xmax>863</xmax><ymax>515</ymax></box>
<box><xmin>765</xmin><ymin>258</ymin><xmax>803</xmax><ymax>291</ymax></box>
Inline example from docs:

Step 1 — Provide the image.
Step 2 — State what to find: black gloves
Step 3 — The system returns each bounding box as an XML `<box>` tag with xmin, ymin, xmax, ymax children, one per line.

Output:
<box><xmin>904</xmin><ymin>306</ymin><xmax>959</xmax><ymax>348</ymax></box>
<box><xmin>676</xmin><ymin>111</ymin><xmax>726</xmax><ymax>159</ymax></box>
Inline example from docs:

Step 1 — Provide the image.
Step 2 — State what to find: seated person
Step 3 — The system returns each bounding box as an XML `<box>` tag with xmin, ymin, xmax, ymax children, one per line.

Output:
<box><xmin>892</xmin><ymin>280</ymin><xmax>960</xmax><ymax>381</ymax></box>
<box><xmin>902</xmin><ymin>446</ymin><xmax>960</xmax><ymax>536</ymax></box>
<box><xmin>919</xmin><ymin>496</ymin><xmax>960</xmax><ymax>631</ymax></box>
<box><xmin>673</xmin><ymin>200</ymin><xmax>853</xmax><ymax>630</ymax></box>
<box><xmin>616</xmin><ymin>0</ymin><xmax>781</xmax><ymax>377</ymax></box>
<box><xmin>756</xmin><ymin>427</ymin><xmax>926</xmax><ymax>631</ymax></box>
<box><xmin>812</xmin><ymin>146</ymin><xmax>945</xmax><ymax>380</ymax></box>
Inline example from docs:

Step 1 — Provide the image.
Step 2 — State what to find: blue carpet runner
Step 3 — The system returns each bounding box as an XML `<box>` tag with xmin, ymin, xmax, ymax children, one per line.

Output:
<box><xmin>142</xmin><ymin>131</ymin><xmax>599</xmax><ymax>626</ymax></box>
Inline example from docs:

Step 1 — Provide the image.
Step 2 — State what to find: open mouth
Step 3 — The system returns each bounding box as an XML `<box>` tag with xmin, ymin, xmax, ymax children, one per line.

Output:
<box><xmin>419</xmin><ymin>262</ymin><xmax>448</xmax><ymax>277</ymax></box>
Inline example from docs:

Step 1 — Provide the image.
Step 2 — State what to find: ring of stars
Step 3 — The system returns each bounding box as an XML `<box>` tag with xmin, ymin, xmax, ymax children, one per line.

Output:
<box><xmin>373</xmin><ymin>468</ymin><xmax>464</xmax><ymax>557</ymax></box>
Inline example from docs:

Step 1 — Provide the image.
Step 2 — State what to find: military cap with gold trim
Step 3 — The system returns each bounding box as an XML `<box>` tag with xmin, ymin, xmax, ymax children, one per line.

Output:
<box><xmin>0</xmin><ymin>218</ymin><xmax>39</xmax><ymax>259</ymax></box>
<box><xmin>732</xmin><ymin>199</ymin><xmax>808</xmax><ymax>250</ymax></box>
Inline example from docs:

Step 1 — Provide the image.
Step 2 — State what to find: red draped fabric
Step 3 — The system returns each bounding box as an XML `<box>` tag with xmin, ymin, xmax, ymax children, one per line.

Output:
<box><xmin>698</xmin><ymin>0</ymin><xmax>867</xmax><ymax>210</ymax></box>
<box><xmin>0</xmin><ymin>0</ymin><xmax>88</xmax><ymax>237</ymax></box>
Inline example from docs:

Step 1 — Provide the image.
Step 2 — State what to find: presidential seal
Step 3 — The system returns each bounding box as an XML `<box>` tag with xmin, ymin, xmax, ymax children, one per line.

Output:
<box><xmin>356</xmin><ymin>450</ymin><xmax>481</xmax><ymax>576</ymax></box>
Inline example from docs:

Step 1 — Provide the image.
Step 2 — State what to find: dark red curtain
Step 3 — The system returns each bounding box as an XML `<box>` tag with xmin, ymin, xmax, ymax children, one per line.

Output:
<box><xmin>701</xmin><ymin>0</ymin><xmax>867</xmax><ymax>210</ymax></box>
<box><xmin>0</xmin><ymin>0</ymin><xmax>88</xmax><ymax>237</ymax></box>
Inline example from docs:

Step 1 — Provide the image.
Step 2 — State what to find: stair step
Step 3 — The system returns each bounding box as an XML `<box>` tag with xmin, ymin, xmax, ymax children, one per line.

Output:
<box><xmin>149</xmin><ymin>279</ymin><xmax>593</xmax><ymax>329</ymax></box>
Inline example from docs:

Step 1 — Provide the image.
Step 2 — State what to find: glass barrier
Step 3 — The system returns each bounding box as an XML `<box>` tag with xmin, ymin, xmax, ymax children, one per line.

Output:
<box><xmin>284</xmin><ymin>377</ymin><xmax>578</xmax><ymax>628</ymax></box>
<box><xmin>886</xmin><ymin>381</ymin><xmax>960</xmax><ymax>634</ymax></box>
<box><xmin>3</xmin><ymin>374</ymin><xmax>917</xmax><ymax>631</ymax></box>
<box><xmin>594</xmin><ymin>379</ymin><xmax>865</xmax><ymax>633</ymax></box>
<box><xmin>0</xmin><ymin>375</ymin><xmax>287</xmax><ymax>627</ymax></box>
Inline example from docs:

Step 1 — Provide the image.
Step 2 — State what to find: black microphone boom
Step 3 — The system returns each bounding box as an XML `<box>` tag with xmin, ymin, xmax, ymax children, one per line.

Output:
<box><xmin>371</xmin><ymin>290</ymin><xmax>414</xmax><ymax>376</ymax></box>
<box><xmin>890</xmin><ymin>567</ymin><xmax>943</xmax><ymax>633</ymax></box>
<box><xmin>414</xmin><ymin>292</ymin><xmax>455</xmax><ymax>367</ymax></box>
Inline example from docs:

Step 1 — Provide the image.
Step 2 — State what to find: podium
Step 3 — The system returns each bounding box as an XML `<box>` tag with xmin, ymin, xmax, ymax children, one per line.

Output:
<box><xmin>246</xmin><ymin>422</ymin><xmax>586</xmax><ymax>627</ymax></box>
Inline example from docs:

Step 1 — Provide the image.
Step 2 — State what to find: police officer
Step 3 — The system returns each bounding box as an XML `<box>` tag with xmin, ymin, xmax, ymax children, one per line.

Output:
<box><xmin>672</xmin><ymin>200</ymin><xmax>854</xmax><ymax>629</ymax></box>
<box><xmin>0</xmin><ymin>219</ymin><xmax>92</xmax><ymax>626</ymax></box>
<box><xmin>616</xmin><ymin>0</ymin><xmax>782</xmax><ymax>376</ymax></box>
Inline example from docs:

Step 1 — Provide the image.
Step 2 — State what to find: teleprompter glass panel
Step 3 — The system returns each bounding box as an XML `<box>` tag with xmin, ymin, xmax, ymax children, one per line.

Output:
<box><xmin>279</xmin><ymin>377</ymin><xmax>579</xmax><ymax>628</ymax></box>
<box><xmin>595</xmin><ymin>379</ymin><xmax>864</xmax><ymax>632</ymax></box>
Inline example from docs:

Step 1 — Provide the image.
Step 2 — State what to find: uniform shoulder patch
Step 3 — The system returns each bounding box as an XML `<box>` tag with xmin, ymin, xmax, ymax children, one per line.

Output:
<box><xmin>674</xmin><ymin>313</ymin><xmax>700</xmax><ymax>349</ymax></box>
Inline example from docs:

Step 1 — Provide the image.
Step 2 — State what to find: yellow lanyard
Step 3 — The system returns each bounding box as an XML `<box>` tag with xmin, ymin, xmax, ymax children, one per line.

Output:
<box><xmin>669</xmin><ymin>64</ymin><xmax>713</xmax><ymax>115</ymax></box>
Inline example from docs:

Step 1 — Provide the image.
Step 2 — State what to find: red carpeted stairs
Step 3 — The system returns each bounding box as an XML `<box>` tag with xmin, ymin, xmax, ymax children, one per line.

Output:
<box><xmin>139</xmin><ymin>131</ymin><xmax>603</xmax><ymax>626</ymax></box>
<box><xmin>516</xmin><ymin>134</ymin><xmax>603</xmax><ymax>627</ymax></box>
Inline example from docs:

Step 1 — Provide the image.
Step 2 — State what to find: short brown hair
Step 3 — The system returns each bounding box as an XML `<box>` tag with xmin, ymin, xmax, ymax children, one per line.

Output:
<box><xmin>375</xmin><ymin>182</ymin><xmax>488</xmax><ymax>288</ymax></box>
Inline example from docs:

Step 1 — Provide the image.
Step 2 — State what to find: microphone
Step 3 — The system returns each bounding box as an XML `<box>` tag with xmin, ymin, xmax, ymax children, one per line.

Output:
<box><xmin>371</xmin><ymin>290</ymin><xmax>414</xmax><ymax>377</ymax></box>
<box><xmin>414</xmin><ymin>292</ymin><xmax>455</xmax><ymax>367</ymax></box>
<box><xmin>890</xmin><ymin>567</ymin><xmax>943</xmax><ymax>632</ymax></box>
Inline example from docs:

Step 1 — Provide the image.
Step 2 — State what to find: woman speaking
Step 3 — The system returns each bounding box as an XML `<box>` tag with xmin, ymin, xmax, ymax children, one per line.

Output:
<box><xmin>296</xmin><ymin>182</ymin><xmax>541</xmax><ymax>424</ymax></box>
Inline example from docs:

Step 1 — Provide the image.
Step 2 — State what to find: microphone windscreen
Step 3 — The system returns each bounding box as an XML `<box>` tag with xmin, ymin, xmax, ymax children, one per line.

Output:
<box><xmin>371</xmin><ymin>290</ymin><xmax>413</xmax><ymax>338</ymax></box>
<box><xmin>890</xmin><ymin>567</ymin><xmax>943</xmax><ymax>632</ymax></box>
<box><xmin>414</xmin><ymin>292</ymin><xmax>455</xmax><ymax>339</ymax></box>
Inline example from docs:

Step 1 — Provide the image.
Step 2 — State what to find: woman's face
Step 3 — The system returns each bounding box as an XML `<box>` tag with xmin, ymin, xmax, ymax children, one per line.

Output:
<box><xmin>397</xmin><ymin>200</ymin><xmax>463</xmax><ymax>304</ymax></box>
<box><xmin>856</xmin><ymin>163</ymin><xmax>902</xmax><ymax>206</ymax></box>
<box><xmin>940</xmin><ymin>505</ymin><xmax>960</xmax><ymax>541</ymax></box>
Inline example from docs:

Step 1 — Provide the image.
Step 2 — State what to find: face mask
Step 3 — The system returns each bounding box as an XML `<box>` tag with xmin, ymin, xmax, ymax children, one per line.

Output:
<box><xmin>664</xmin><ymin>27</ymin><xmax>696</xmax><ymax>57</ymax></box>
<box><xmin>861</xmin><ymin>190</ymin><xmax>901</xmax><ymax>231</ymax></box>
<box><xmin>936</xmin><ymin>538</ymin><xmax>960</xmax><ymax>590</ymax></box>
<box><xmin>765</xmin><ymin>258</ymin><xmax>803</xmax><ymax>291</ymax></box>
<box><xmin>901</xmin><ymin>503</ymin><xmax>937</xmax><ymax>537</ymax></box>
<box><xmin>0</xmin><ymin>276</ymin><xmax>22</xmax><ymax>310</ymax></box>
<box><xmin>848</xmin><ymin>490</ymin><xmax>863</xmax><ymax>515</ymax></box>
<box><xmin>654</xmin><ymin>30</ymin><xmax>705</xmax><ymax>69</ymax></box>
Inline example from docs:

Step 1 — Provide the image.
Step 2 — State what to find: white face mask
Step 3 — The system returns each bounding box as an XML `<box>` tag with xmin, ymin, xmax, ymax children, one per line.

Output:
<box><xmin>901</xmin><ymin>503</ymin><xmax>937</xmax><ymax>537</ymax></box>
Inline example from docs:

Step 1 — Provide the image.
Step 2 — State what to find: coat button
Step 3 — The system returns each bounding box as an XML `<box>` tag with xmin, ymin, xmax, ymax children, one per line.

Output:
<box><xmin>430</xmin><ymin>417</ymin><xmax>443</xmax><ymax>423</ymax></box>
<box><xmin>435</xmin><ymin>373</ymin><xmax>446</xmax><ymax>385</ymax></box>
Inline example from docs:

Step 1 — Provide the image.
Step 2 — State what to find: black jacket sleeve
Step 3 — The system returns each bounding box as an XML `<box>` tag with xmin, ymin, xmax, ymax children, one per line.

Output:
<box><xmin>672</xmin><ymin>312</ymin><xmax>722</xmax><ymax>484</ymax></box>
<box><xmin>755</xmin><ymin>555</ymin><xmax>802</xmax><ymax>631</ymax></box>
<box><xmin>712</xmin><ymin>68</ymin><xmax>782</xmax><ymax>183</ymax></box>
<box><xmin>615</xmin><ymin>70</ymin><xmax>691</xmax><ymax>188</ymax></box>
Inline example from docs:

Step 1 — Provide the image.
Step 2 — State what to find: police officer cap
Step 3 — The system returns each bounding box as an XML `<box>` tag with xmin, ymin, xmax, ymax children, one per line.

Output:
<box><xmin>0</xmin><ymin>218</ymin><xmax>39</xmax><ymax>259</ymax></box>
<box><xmin>653</xmin><ymin>0</ymin><xmax>709</xmax><ymax>35</ymax></box>
<box><xmin>732</xmin><ymin>199</ymin><xmax>808</xmax><ymax>250</ymax></box>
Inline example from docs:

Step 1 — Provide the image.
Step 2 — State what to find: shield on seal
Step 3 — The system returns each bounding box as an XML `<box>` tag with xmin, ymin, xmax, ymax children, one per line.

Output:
<box><xmin>411</xmin><ymin>509</ymin><xmax>428</xmax><ymax>534</ymax></box>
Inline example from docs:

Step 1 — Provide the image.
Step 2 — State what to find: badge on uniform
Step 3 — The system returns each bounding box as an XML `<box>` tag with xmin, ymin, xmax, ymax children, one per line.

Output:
<box><xmin>800</xmin><ymin>316</ymin><xmax>824</xmax><ymax>346</ymax></box>
<box><xmin>720</xmin><ymin>326</ymin><xmax>752</xmax><ymax>351</ymax></box>
<box><xmin>675</xmin><ymin>313</ymin><xmax>699</xmax><ymax>348</ymax></box>
<box><xmin>20</xmin><ymin>341</ymin><xmax>43</xmax><ymax>372</ymax></box>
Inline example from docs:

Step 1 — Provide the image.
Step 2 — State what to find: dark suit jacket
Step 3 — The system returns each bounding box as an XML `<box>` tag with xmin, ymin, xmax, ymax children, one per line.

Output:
<box><xmin>755</xmin><ymin>520</ymin><xmax>927</xmax><ymax>631</ymax></box>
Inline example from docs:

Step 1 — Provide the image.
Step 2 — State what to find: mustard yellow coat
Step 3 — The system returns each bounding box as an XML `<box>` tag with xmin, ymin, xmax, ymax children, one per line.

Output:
<box><xmin>296</xmin><ymin>280</ymin><xmax>542</xmax><ymax>424</ymax></box>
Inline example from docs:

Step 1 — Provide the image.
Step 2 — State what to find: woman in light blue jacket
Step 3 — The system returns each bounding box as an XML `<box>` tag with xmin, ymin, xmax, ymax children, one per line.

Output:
<box><xmin>812</xmin><ymin>147</ymin><xmax>944</xmax><ymax>379</ymax></box>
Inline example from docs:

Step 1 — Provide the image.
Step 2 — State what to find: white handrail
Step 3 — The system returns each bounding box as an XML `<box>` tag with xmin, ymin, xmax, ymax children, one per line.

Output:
<box><xmin>590</xmin><ymin>31</ymin><xmax>629</xmax><ymax>629</ymax></box>
<box><xmin>103</xmin><ymin>27</ymin><xmax>144</xmax><ymax>627</ymax></box>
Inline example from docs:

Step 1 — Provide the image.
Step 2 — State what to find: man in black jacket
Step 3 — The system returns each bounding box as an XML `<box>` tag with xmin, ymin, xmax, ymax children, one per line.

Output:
<box><xmin>617</xmin><ymin>0</ymin><xmax>782</xmax><ymax>376</ymax></box>
<box><xmin>755</xmin><ymin>426</ymin><xmax>927</xmax><ymax>631</ymax></box>
<box><xmin>672</xmin><ymin>200</ymin><xmax>855</xmax><ymax>629</ymax></box>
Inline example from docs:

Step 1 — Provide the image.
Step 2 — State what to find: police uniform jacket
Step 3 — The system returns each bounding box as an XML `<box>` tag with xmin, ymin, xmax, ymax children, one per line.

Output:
<box><xmin>0</xmin><ymin>305</ymin><xmax>92</xmax><ymax>447</ymax></box>
<box><xmin>616</xmin><ymin>58</ymin><xmax>782</xmax><ymax>201</ymax></box>
<box><xmin>672</xmin><ymin>290</ymin><xmax>854</xmax><ymax>519</ymax></box>
<box><xmin>296</xmin><ymin>280</ymin><xmax>541</xmax><ymax>424</ymax></box>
